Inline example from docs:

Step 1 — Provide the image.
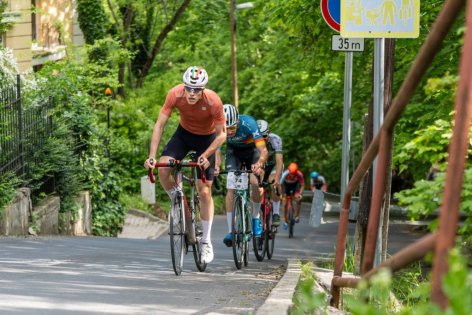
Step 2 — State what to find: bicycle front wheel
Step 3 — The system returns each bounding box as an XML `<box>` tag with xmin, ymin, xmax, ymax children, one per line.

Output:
<box><xmin>232</xmin><ymin>195</ymin><xmax>245</xmax><ymax>269</ymax></box>
<box><xmin>170</xmin><ymin>193</ymin><xmax>185</xmax><ymax>275</ymax></box>
<box><xmin>253</xmin><ymin>205</ymin><xmax>266</xmax><ymax>262</ymax></box>
<box><xmin>191</xmin><ymin>193</ymin><xmax>207</xmax><ymax>272</ymax></box>
<box><xmin>266</xmin><ymin>205</ymin><xmax>275</xmax><ymax>259</ymax></box>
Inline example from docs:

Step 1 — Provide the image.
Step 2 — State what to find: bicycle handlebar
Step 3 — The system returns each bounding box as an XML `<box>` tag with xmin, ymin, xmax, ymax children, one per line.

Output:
<box><xmin>148</xmin><ymin>158</ymin><xmax>206</xmax><ymax>184</ymax></box>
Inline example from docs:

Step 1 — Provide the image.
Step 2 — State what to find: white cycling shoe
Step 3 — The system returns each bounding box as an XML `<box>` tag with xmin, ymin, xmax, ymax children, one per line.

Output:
<box><xmin>201</xmin><ymin>242</ymin><xmax>214</xmax><ymax>264</ymax></box>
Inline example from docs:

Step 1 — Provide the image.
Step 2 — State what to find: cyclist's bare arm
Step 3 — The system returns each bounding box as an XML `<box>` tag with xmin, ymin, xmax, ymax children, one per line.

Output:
<box><xmin>252</xmin><ymin>143</ymin><xmax>268</xmax><ymax>175</ymax></box>
<box><xmin>214</xmin><ymin>149</ymin><xmax>222</xmax><ymax>176</ymax></box>
<box><xmin>274</xmin><ymin>152</ymin><xmax>283</xmax><ymax>186</ymax></box>
<box><xmin>198</xmin><ymin>122</ymin><xmax>226</xmax><ymax>169</ymax></box>
<box><xmin>145</xmin><ymin>112</ymin><xmax>169</xmax><ymax>168</ymax></box>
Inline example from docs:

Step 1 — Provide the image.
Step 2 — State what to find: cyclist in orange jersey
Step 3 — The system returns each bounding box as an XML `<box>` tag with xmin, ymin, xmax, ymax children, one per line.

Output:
<box><xmin>144</xmin><ymin>66</ymin><xmax>226</xmax><ymax>264</ymax></box>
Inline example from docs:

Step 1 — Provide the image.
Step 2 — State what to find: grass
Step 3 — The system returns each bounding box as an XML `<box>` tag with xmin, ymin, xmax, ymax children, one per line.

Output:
<box><xmin>290</xmin><ymin>250</ymin><xmax>430</xmax><ymax>314</ymax></box>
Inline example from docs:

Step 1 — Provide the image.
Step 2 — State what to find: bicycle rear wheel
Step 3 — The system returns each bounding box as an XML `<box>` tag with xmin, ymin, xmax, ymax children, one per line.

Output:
<box><xmin>232</xmin><ymin>195</ymin><xmax>245</xmax><ymax>269</ymax></box>
<box><xmin>191</xmin><ymin>193</ymin><xmax>207</xmax><ymax>272</ymax></box>
<box><xmin>265</xmin><ymin>205</ymin><xmax>275</xmax><ymax>259</ymax></box>
<box><xmin>253</xmin><ymin>205</ymin><xmax>266</xmax><ymax>262</ymax></box>
<box><xmin>170</xmin><ymin>193</ymin><xmax>185</xmax><ymax>275</ymax></box>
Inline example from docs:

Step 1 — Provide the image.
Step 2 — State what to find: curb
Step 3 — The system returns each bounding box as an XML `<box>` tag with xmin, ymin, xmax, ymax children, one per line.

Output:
<box><xmin>256</xmin><ymin>259</ymin><xmax>301</xmax><ymax>315</ymax></box>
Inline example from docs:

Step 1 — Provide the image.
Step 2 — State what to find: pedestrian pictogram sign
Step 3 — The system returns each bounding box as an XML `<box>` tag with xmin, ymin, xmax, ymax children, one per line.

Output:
<box><xmin>341</xmin><ymin>0</ymin><xmax>420</xmax><ymax>38</ymax></box>
<box><xmin>321</xmin><ymin>0</ymin><xmax>340</xmax><ymax>32</ymax></box>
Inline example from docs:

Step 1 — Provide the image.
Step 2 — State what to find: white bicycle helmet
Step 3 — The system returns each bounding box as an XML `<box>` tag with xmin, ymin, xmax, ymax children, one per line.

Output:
<box><xmin>183</xmin><ymin>66</ymin><xmax>208</xmax><ymax>88</ymax></box>
<box><xmin>256</xmin><ymin>119</ymin><xmax>269</xmax><ymax>136</ymax></box>
<box><xmin>223</xmin><ymin>104</ymin><xmax>238</xmax><ymax>127</ymax></box>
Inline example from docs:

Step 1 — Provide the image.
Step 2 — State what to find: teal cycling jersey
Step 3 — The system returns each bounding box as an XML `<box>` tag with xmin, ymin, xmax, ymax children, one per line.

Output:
<box><xmin>226</xmin><ymin>114</ymin><xmax>265</xmax><ymax>148</ymax></box>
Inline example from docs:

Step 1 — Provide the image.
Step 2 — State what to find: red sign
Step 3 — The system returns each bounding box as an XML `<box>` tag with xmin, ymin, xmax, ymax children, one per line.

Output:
<box><xmin>320</xmin><ymin>0</ymin><xmax>340</xmax><ymax>32</ymax></box>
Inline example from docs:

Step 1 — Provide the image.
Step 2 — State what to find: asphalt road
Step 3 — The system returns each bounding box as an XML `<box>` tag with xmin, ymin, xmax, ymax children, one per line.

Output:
<box><xmin>0</xmin><ymin>202</ymin><xmax>427</xmax><ymax>314</ymax></box>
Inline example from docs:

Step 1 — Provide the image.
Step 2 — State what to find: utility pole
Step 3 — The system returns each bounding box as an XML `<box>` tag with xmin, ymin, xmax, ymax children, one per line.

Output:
<box><xmin>230</xmin><ymin>0</ymin><xmax>238</xmax><ymax>107</ymax></box>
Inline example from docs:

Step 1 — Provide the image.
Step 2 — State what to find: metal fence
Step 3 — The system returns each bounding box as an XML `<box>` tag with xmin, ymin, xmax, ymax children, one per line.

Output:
<box><xmin>0</xmin><ymin>75</ymin><xmax>55</xmax><ymax>197</ymax></box>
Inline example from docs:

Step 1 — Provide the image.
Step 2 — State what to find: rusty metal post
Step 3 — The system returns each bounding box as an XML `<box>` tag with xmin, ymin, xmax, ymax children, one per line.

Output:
<box><xmin>431</xmin><ymin>0</ymin><xmax>472</xmax><ymax>308</ymax></box>
<box><xmin>332</xmin><ymin>233</ymin><xmax>437</xmax><ymax>290</ymax></box>
<box><xmin>362</xmin><ymin>129</ymin><xmax>393</xmax><ymax>274</ymax></box>
<box><xmin>364</xmin><ymin>233</ymin><xmax>437</xmax><ymax>280</ymax></box>
<box><xmin>330</xmin><ymin>0</ymin><xmax>465</xmax><ymax>308</ymax></box>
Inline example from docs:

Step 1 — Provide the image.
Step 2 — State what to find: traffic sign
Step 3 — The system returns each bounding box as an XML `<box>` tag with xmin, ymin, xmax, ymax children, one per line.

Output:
<box><xmin>320</xmin><ymin>0</ymin><xmax>340</xmax><ymax>32</ymax></box>
<box><xmin>340</xmin><ymin>0</ymin><xmax>420</xmax><ymax>38</ymax></box>
<box><xmin>331</xmin><ymin>35</ymin><xmax>364</xmax><ymax>52</ymax></box>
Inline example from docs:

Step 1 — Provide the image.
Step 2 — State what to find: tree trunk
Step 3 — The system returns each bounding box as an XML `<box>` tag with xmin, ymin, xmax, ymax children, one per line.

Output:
<box><xmin>353</xmin><ymin>111</ymin><xmax>374</xmax><ymax>274</ymax></box>
<box><xmin>137</xmin><ymin>0</ymin><xmax>192</xmax><ymax>88</ymax></box>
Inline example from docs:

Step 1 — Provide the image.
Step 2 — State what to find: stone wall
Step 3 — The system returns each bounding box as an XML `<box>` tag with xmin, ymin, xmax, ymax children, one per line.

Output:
<box><xmin>0</xmin><ymin>188</ymin><xmax>92</xmax><ymax>236</ymax></box>
<box><xmin>0</xmin><ymin>187</ymin><xmax>31</xmax><ymax>235</ymax></box>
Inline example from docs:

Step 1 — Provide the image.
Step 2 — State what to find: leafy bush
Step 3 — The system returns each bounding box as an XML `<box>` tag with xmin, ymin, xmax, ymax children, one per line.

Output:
<box><xmin>0</xmin><ymin>172</ymin><xmax>20</xmax><ymax>212</ymax></box>
<box><xmin>32</xmin><ymin>55</ymin><xmax>126</xmax><ymax>236</ymax></box>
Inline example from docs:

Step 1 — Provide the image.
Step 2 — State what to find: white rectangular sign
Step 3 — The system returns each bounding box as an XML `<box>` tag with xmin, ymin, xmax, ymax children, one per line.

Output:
<box><xmin>341</xmin><ymin>0</ymin><xmax>420</xmax><ymax>38</ymax></box>
<box><xmin>331</xmin><ymin>35</ymin><xmax>365</xmax><ymax>52</ymax></box>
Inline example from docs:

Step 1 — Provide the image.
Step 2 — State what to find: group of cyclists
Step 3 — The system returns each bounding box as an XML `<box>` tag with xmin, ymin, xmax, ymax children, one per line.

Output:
<box><xmin>144</xmin><ymin>66</ymin><xmax>327</xmax><ymax>266</ymax></box>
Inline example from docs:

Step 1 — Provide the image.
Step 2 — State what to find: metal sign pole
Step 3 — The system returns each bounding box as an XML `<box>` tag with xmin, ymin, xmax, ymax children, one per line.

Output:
<box><xmin>340</xmin><ymin>51</ymin><xmax>353</xmax><ymax>203</ymax></box>
<box><xmin>373</xmin><ymin>37</ymin><xmax>385</xmax><ymax>266</ymax></box>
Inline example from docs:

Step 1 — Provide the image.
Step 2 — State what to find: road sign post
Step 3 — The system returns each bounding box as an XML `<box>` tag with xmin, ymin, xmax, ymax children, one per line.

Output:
<box><xmin>321</xmin><ymin>0</ymin><xmax>357</xmax><ymax>206</ymax></box>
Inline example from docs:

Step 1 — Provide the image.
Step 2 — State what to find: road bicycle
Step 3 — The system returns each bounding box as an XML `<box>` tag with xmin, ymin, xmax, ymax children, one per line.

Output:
<box><xmin>220</xmin><ymin>166</ymin><xmax>255</xmax><ymax>269</ymax></box>
<box><xmin>253</xmin><ymin>179</ymin><xmax>279</xmax><ymax>261</ymax></box>
<box><xmin>148</xmin><ymin>152</ymin><xmax>206</xmax><ymax>275</ymax></box>
<box><xmin>285</xmin><ymin>193</ymin><xmax>296</xmax><ymax>238</ymax></box>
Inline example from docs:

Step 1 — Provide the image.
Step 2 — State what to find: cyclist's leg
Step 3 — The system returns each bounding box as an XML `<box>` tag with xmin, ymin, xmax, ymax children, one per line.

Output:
<box><xmin>159</xmin><ymin>126</ymin><xmax>189</xmax><ymax>194</ymax></box>
<box><xmin>268</xmin><ymin>172</ymin><xmax>281</xmax><ymax>226</ymax></box>
<box><xmin>191</xmin><ymin>131</ymin><xmax>217</xmax><ymax>263</ymax></box>
<box><xmin>223</xmin><ymin>145</ymin><xmax>240</xmax><ymax>246</ymax></box>
<box><xmin>243</xmin><ymin>148</ymin><xmax>263</xmax><ymax>236</ymax></box>
<box><xmin>294</xmin><ymin>182</ymin><xmax>301</xmax><ymax>223</ymax></box>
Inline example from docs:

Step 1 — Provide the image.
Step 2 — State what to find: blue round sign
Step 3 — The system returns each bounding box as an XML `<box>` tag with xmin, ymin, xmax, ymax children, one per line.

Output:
<box><xmin>321</xmin><ymin>0</ymin><xmax>340</xmax><ymax>32</ymax></box>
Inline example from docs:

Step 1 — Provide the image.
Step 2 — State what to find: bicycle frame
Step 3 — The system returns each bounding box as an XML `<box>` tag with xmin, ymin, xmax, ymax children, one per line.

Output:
<box><xmin>220</xmin><ymin>168</ymin><xmax>254</xmax><ymax>269</ymax></box>
<box><xmin>285</xmin><ymin>194</ymin><xmax>295</xmax><ymax>238</ymax></box>
<box><xmin>148</xmin><ymin>156</ymin><xmax>206</xmax><ymax>275</ymax></box>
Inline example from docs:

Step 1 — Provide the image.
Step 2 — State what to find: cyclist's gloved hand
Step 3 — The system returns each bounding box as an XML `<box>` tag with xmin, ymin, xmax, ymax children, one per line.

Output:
<box><xmin>294</xmin><ymin>192</ymin><xmax>302</xmax><ymax>201</ymax></box>
<box><xmin>198</xmin><ymin>156</ymin><xmax>210</xmax><ymax>170</ymax></box>
<box><xmin>144</xmin><ymin>158</ymin><xmax>155</xmax><ymax>169</ymax></box>
<box><xmin>251</xmin><ymin>162</ymin><xmax>263</xmax><ymax>176</ymax></box>
<box><xmin>214</xmin><ymin>165</ymin><xmax>221</xmax><ymax>177</ymax></box>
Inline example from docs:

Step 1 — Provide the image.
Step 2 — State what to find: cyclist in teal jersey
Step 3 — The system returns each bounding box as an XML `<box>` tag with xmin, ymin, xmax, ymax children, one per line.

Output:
<box><xmin>220</xmin><ymin>104</ymin><xmax>268</xmax><ymax>247</ymax></box>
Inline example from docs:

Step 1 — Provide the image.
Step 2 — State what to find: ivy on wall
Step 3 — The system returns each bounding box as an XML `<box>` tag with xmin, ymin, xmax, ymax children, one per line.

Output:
<box><xmin>76</xmin><ymin>0</ymin><xmax>107</xmax><ymax>44</ymax></box>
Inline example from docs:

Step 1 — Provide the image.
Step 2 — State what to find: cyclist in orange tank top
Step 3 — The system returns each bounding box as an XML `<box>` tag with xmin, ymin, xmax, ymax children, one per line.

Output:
<box><xmin>144</xmin><ymin>66</ymin><xmax>226</xmax><ymax>265</ymax></box>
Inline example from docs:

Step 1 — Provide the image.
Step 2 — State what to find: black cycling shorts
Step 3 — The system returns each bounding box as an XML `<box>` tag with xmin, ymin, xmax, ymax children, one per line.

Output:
<box><xmin>161</xmin><ymin>125</ymin><xmax>216</xmax><ymax>180</ymax></box>
<box><xmin>283</xmin><ymin>182</ymin><xmax>300</xmax><ymax>196</ymax></box>
<box><xmin>225</xmin><ymin>144</ymin><xmax>260</xmax><ymax>171</ymax></box>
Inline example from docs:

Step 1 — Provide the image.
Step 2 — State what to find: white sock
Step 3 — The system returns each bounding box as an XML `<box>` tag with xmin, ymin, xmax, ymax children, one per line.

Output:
<box><xmin>226</xmin><ymin>212</ymin><xmax>233</xmax><ymax>233</ymax></box>
<box><xmin>201</xmin><ymin>219</ymin><xmax>212</xmax><ymax>244</ymax></box>
<box><xmin>272</xmin><ymin>200</ymin><xmax>280</xmax><ymax>215</ymax></box>
<box><xmin>165</xmin><ymin>186</ymin><xmax>181</xmax><ymax>199</ymax></box>
<box><xmin>252</xmin><ymin>202</ymin><xmax>261</xmax><ymax>219</ymax></box>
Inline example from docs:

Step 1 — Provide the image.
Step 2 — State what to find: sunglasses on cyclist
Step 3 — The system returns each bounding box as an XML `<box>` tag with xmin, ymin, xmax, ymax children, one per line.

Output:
<box><xmin>227</xmin><ymin>125</ymin><xmax>237</xmax><ymax>132</ymax></box>
<box><xmin>184</xmin><ymin>86</ymin><xmax>204</xmax><ymax>94</ymax></box>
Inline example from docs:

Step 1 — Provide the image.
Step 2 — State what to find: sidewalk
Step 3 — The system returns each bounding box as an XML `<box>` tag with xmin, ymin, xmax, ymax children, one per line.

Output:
<box><xmin>117</xmin><ymin>208</ymin><xmax>168</xmax><ymax>240</ymax></box>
